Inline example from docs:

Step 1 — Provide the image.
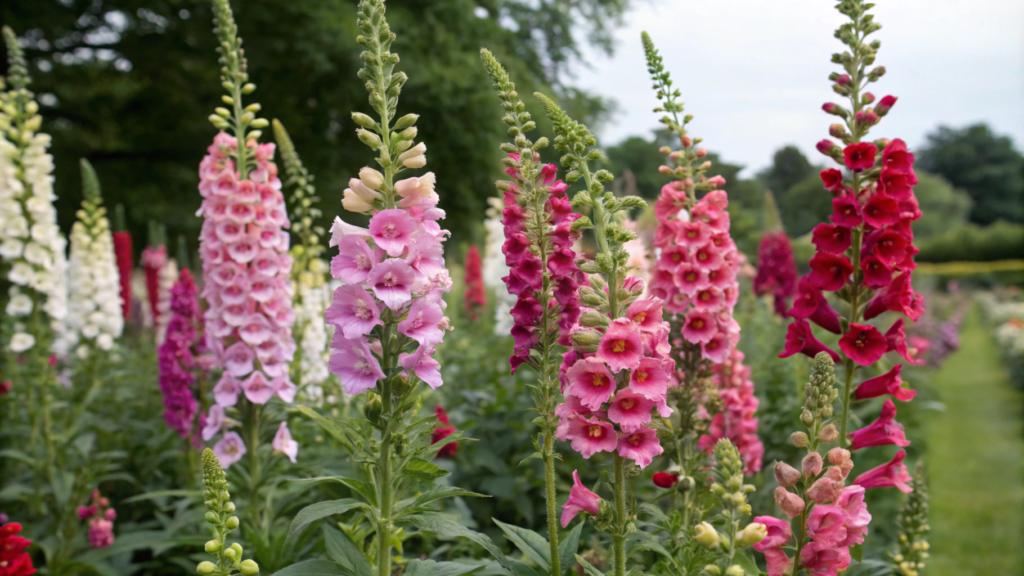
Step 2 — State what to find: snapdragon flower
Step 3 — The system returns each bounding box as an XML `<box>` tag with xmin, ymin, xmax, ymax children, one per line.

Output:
<box><xmin>66</xmin><ymin>159</ymin><xmax>124</xmax><ymax>357</ymax></box>
<box><xmin>0</xmin><ymin>27</ymin><xmax>69</xmax><ymax>355</ymax></box>
<box><xmin>784</xmin><ymin>0</ymin><xmax>920</xmax><ymax>475</ymax></box>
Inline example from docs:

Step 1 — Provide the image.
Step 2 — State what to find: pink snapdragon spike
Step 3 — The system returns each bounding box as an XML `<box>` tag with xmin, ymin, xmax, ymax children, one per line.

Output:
<box><xmin>80</xmin><ymin>491</ymin><xmax>116</xmax><ymax>549</ymax></box>
<box><xmin>197</xmin><ymin>133</ymin><xmax>298</xmax><ymax>464</ymax></box>
<box><xmin>697</xmin><ymin>348</ymin><xmax>764</xmax><ymax>474</ymax></box>
<box><xmin>561</xmin><ymin>470</ymin><xmax>602</xmax><ymax>528</ymax></box>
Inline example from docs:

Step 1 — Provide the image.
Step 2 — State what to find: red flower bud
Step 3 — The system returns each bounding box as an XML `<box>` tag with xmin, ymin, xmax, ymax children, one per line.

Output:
<box><xmin>836</xmin><ymin>74</ymin><xmax>852</xmax><ymax>86</ymax></box>
<box><xmin>862</xmin><ymin>92</ymin><xmax>876</xmax><ymax>104</ymax></box>
<box><xmin>653</xmin><ymin>472</ymin><xmax>679</xmax><ymax>488</ymax></box>
<box><xmin>875</xmin><ymin>95</ymin><xmax>897</xmax><ymax>116</ymax></box>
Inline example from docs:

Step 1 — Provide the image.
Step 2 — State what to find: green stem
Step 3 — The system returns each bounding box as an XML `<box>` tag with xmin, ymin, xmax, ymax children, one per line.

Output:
<box><xmin>377</xmin><ymin>375</ymin><xmax>394</xmax><ymax>576</ymax></box>
<box><xmin>612</xmin><ymin>454</ymin><xmax>627</xmax><ymax>576</ymax></box>
<box><xmin>543</xmin><ymin>430</ymin><xmax>560</xmax><ymax>576</ymax></box>
<box><xmin>247</xmin><ymin>400</ymin><xmax>262</xmax><ymax>526</ymax></box>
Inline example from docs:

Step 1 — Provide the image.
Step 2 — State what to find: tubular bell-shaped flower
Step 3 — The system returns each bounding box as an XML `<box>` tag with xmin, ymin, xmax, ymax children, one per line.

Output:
<box><xmin>66</xmin><ymin>159</ymin><xmax>124</xmax><ymax>357</ymax></box>
<box><xmin>198</xmin><ymin>0</ymin><xmax>297</xmax><ymax>467</ymax></box>
<box><xmin>481</xmin><ymin>48</ymin><xmax>582</xmax><ymax>576</ymax></box>
<box><xmin>158</xmin><ymin>269</ymin><xmax>208</xmax><ymax>445</ymax></box>
<box><xmin>781</xmin><ymin>2</ymin><xmax>920</xmax><ymax>487</ymax></box>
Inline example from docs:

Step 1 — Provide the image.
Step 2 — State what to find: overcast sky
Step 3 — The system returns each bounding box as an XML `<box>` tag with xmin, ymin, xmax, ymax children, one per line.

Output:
<box><xmin>572</xmin><ymin>0</ymin><xmax>1024</xmax><ymax>175</ymax></box>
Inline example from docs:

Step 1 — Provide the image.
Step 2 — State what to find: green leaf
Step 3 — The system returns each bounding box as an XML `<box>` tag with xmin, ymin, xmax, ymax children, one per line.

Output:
<box><xmin>406</xmin><ymin>512</ymin><xmax>516</xmax><ymax>574</ymax></box>
<box><xmin>574</xmin><ymin>555</ymin><xmax>604</xmax><ymax>576</ymax></box>
<box><xmin>324</xmin><ymin>526</ymin><xmax>373</xmax><ymax>576</ymax></box>
<box><xmin>403</xmin><ymin>560</ymin><xmax>484</xmax><ymax>576</ymax></box>
<box><xmin>398</xmin><ymin>486</ymin><xmax>489</xmax><ymax>517</ymax></box>
<box><xmin>557</xmin><ymin>523</ymin><xmax>583</xmax><ymax>575</ymax></box>
<box><xmin>121</xmin><ymin>489</ymin><xmax>199</xmax><ymax>504</ymax></box>
<box><xmin>294</xmin><ymin>405</ymin><xmax>357</xmax><ymax>451</ymax></box>
<box><xmin>850</xmin><ymin>543</ymin><xmax>864</xmax><ymax>563</ymax></box>
<box><xmin>404</xmin><ymin>457</ymin><xmax>451</xmax><ymax>482</ymax></box>
<box><xmin>492</xmin><ymin>519</ymin><xmax>550</xmax><ymax>572</ymax></box>
<box><xmin>625</xmin><ymin>531</ymin><xmax>672</xmax><ymax>559</ymax></box>
<box><xmin>732</xmin><ymin>550</ymin><xmax>764</xmax><ymax>575</ymax></box>
<box><xmin>271</xmin><ymin>560</ymin><xmax>349</xmax><ymax>576</ymax></box>
<box><xmin>636</xmin><ymin>503</ymin><xmax>669</xmax><ymax>524</ymax></box>
<box><xmin>288</xmin><ymin>499</ymin><xmax>369</xmax><ymax>541</ymax></box>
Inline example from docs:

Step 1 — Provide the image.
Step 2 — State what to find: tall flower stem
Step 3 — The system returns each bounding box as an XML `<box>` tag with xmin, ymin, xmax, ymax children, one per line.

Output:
<box><xmin>612</xmin><ymin>454</ymin><xmax>627</xmax><ymax>576</ymax></box>
<box><xmin>377</xmin><ymin>376</ymin><xmax>394</xmax><ymax>576</ymax></box>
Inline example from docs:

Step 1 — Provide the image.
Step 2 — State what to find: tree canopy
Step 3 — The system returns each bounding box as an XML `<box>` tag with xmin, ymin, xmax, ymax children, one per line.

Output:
<box><xmin>0</xmin><ymin>0</ymin><xmax>629</xmax><ymax>252</ymax></box>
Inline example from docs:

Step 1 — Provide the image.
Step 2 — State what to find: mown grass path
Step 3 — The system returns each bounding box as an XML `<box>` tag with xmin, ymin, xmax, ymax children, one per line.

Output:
<box><xmin>927</xmin><ymin>308</ymin><xmax>1024</xmax><ymax>575</ymax></box>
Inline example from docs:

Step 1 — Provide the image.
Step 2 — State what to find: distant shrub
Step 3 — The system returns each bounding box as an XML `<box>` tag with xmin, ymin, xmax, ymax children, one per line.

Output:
<box><xmin>917</xmin><ymin>221</ymin><xmax>1024</xmax><ymax>262</ymax></box>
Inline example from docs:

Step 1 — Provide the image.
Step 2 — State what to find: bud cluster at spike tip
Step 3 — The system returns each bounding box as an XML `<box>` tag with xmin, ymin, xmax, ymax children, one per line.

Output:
<box><xmin>78</xmin><ymin>490</ymin><xmax>117</xmax><ymax>549</ymax></box>
<box><xmin>196</xmin><ymin>133</ymin><xmax>298</xmax><ymax>466</ymax></box>
<box><xmin>698</xmin><ymin>347</ymin><xmax>764</xmax><ymax>474</ymax></box>
<box><xmin>501</xmin><ymin>151</ymin><xmax>581</xmax><ymax>372</ymax></box>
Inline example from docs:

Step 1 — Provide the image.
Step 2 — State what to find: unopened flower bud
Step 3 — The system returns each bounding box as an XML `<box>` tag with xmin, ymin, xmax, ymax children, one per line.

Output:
<box><xmin>226</xmin><ymin>516</ymin><xmax>239</xmax><ymax>530</ymax></box>
<box><xmin>356</xmin><ymin>128</ymin><xmax>382</xmax><ymax>148</ymax></box>
<box><xmin>737</xmin><ymin>523</ymin><xmax>767</xmax><ymax>548</ymax></box>
<box><xmin>197</xmin><ymin>561</ymin><xmax>217</xmax><ymax>574</ymax></box>
<box><xmin>861</xmin><ymin>92</ymin><xmax>876</xmax><ymax>104</ymax></box>
<box><xmin>224</xmin><ymin>548</ymin><xmax>236</xmax><ymax>559</ymax></box>
<box><xmin>800</xmin><ymin>409</ymin><xmax>814</xmax><ymax>426</ymax></box>
<box><xmin>869</xmin><ymin>65</ymin><xmax>886</xmax><ymax>79</ymax></box>
<box><xmin>571</xmin><ymin>330</ymin><xmax>603</xmax><ymax>354</ymax></box>
<box><xmin>855</xmin><ymin>110</ymin><xmax>879</xmax><ymax>126</ymax></box>
<box><xmin>205</xmin><ymin>540</ymin><xmax>221</xmax><ymax>553</ymax></box>
<box><xmin>725</xmin><ymin>565</ymin><xmax>744</xmax><ymax>576</ymax></box>
<box><xmin>351</xmin><ymin>112</ymin><xmax>377</xmax><ymax>130</ymax></box>
<box><xmin>816</xmin><ymin>139</ymin><xmax>842</xmax><ymax>159</ymax></box>
<box><xmin>231</xmin><ymin>543</ymin><xmax>243</xmax><ymax>557</ymax></box>
<box><xmin>836</xmin><ymin>74</ymin><xmax>852</xmax><ymax>86</ymax></box>
<box><xmin>658</xmin><ymin>165</ymin><xmax>672</xmax><ymax>175</ymax></box>
<box><xmin>806</xmin><ymin>477</ymin><xmax>841</xmax><ymax>504</ymax></box>
<box><xmin>658</xmin><ymin>146</ymin><xmax>672</xmax><ymax>155</ymax></box>
<box><xmin>652</xmin><ymin>472</ymin><xmax>679</xmax><ymax>488</ymax></box>
<box><xmin>359</xmin><ymin>167</ymin><xmax>384</xmax><ymax>190</ymax></box>
<box><xmin>802</xmin><ymin>452</ymin><xmax>823</xmax><ymax>478</ymax></box>
<box><xmin>703</xmin><ymin>566</ymin><xmax>721</xmax><ymax>576</ymax></box>
<box><xmin>829</xmin><ymin>124</ymin><xmax>848</xmax><ymax>139</ymax></box>
<box><xmin>398</xmin><ymin>142</ymin><xmax>427</xmax><ymax>168</ymax></box>
<box><xmin>224</xmin><ymin>502</ymin><xmax>235</xmax><ymax>514</ymax></box>
<box><xmin>774</xmin><ymin>462</ymin><xmax>802</xmax><ymax>487</ymax></box>
<box><xmin>579</xmin><ymin>310</ymin><xmax>610</xmax><ymax>328</ymax></box>
<box><xmin>875</xmin><ymin>95</ymin><xmax>897</xmax><ymax>116</ymax></box>
<box><xmin>681</xmin><ymin>135</ymin><xmax>693</xmax><ymax>148</ymax></box>
<box><xmin>818</xmin><ymin>424</ymin><xmax>839</xmax><ymax>443</ymax></box>
<box><xmin>774</xmin><ymin>487</ymin><xmax>806</xmax><ymax>518</ymax></box>
<box><xmin>239</xmin><ymin>559</ymin><xmax>260</xmax><ymax>575</ymax></box>
<box><xmin>791</xmin><ymin>431</ymin><xmax>809</xmax><ymax>448</ymax></box>
<box><xmin>399</xmin><ymin>126</ymin><xmax>418</xmax><ymax>140</ymax></box>
<box><xmin>694</xmin><ymin>522</ymin><xmax>720</xmax><ymax>549</ymax></box>
<box><xmin>204</xmin><ymin>511</ymin><xmax>219</xmax><ymax>524</ymax></box>
<box><xmin>364</xmin><ymin>391</ymin><xmax>383</xmax><ymax>425</ymax></box>
<box><xmin>393</xmin><ymin>113</ymin><xmax>419</xmax><ymax>130</ymax></box>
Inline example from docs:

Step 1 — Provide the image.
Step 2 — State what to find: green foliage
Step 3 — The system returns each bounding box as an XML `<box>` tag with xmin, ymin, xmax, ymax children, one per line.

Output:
<box><xmin>758</xmin><ymin>145</ymin><xmax>815</xmax><ymax>202</ymax></box>
<box><xmin>917</xmin><ymin>221</ymin><xmax>1024</xmax><ymax>263</ymax></box>
<box><xmin>776</xmin><ymin>172</ymin><xmax>834</xmax><ymax>238</ymax></box>
<box><xmin>911</xmin><ymin>172</ymin><xmax>973</xmax><ymax>239</ymax></box>
<box><xmin>917</xmin><ymin>124</ymin><xmax>1024</xmax><ymax>225</ymax></box>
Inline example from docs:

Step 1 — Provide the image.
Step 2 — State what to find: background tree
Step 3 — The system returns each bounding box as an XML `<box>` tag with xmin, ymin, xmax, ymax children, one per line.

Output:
<box><xmin>758</xmin><ymin>144</ymin><xmax>815</xmax><ymax>206</ymax></box>
<box><xmin>0</xmin><ymin>0</ymin><xmax>630</xmax><ymax>252</ymax></box>
<box><xmin>917</xmin><ymin>123</ymin><xmax>1024</xmax><ymax>225</ymax></box>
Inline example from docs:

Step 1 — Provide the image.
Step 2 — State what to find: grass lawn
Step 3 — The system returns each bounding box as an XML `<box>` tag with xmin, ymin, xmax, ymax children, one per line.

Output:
<box><xmin>927</xmin><ymin>308</ymin><xmax>1024</xmax><ymax>575</ymax></box>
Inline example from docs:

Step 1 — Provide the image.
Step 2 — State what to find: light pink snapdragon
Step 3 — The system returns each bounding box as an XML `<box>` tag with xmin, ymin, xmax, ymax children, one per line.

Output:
<box><xmin>196</xmin><ymin>133</ymin><xmax>298</xmax><ymax>464</ymax></box>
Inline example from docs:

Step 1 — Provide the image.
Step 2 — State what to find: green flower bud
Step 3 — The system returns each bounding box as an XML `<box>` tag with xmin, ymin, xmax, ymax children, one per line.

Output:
<box><xmin>571</xmin><ymin>329</ymin><xmax>603</xmax><ymax>354</ymax></box>
<box><xmin>352</xmin><ymin>112</ymin><xmax>377</xmax><ymax>130</ymax></box>
<box><xmin>399</xmin><ymin>126</ymin><xmax>418</xmax><ymax>140</ymax></box>
<box><xmin>224</xmin><ymin>548</ymin><xmax>236</xmax><ymax>559</ymax></box>
<box><xmin>694</xmin><ymin>521</ymin><xmax>720</xmax><ymax>549</ymax></box>
<box><xmin>230</xmin><ymin>543</ymin><xmax>243</xmax><ymax>557</ymax></box>
<box><xmin>725</xmin><ymin>565</ymin><xmax>744</xmax><ymax>576</ymax></box>
<box><xmin>215</xmin><ymin>107</ymin><xmax>231</xmax><ymax>118</ymax></box>
<box><xmin>226</xmin><ymin>516</ymin><xmax>239</xmax><ymax>530</ymax></box>
<box><xmin>197</xmin><ymin>561</ymin><xmax>217</xmax><ymax>574</ymax></box>
<box><xmin>240</xmin><ymin>111</ymin><xmax>255</xmax><ymax>124</ymax></box>
<box><xmin>703</xmin><ymin>565</ymin><xmax>722</xmax><ymax>576</ymax></box>
<box><xmin>224</xmin><ymin>502</ymin><xmax>236</xmax><ymax>513</ymax></box>
<box><xmin>737</xmin><ymin>522</ymin><xmax>768</xmax><ymax>547</ymax></box>
<box><xmin>244</xmin><ymin>103</ymin><xmax>262</xmax><ymax>113</ymax></box>
<box><xmin>205</xmin><ymin>511</ymin><xmax>220</xmax><ymax>524</ymax></box>
<box><xmin>24</xmin><ymin>115</ymin><xmax>42</xmax><ymax>133</ymax></box>
<box><xmin>579</xmin><ymin>310</ymin><xmax>610</xmax><ymax>328</ymax></box>
<box><xmin>393</xmin><ymin>113</ymin><xmax>419</xmax><ymax>130</ymax></box>
<box><xmin>25</xmin><ymin>101</ymin><xmax>39</xmax><ymax>115</ymax></box>
<box><xmin>250</xmin><ymin>118</ymin><xmax>269</xmax><ymax>129</ymax></box>
<box><xmin>242</xmin><ymin>83</ymin><xmax>256</xmax><ymax>94</ymax></box>
<box><xmin>205</xmin><ymin>540</ymin><xmax>221</xmax><ymax>553</ymax></box>
<box><xmin>239</xmin><ymin>559</ymin><xmax>260</xmax><ymax>575</ymax></box>
<box><xmin>364</xmin><ymin>391</ymin><xmax>383</xmax><ymax>425</ymax></box>
<box><xmin>791</xmin><ymin>431</ymin><xmax>809</xmax><ymax>448</ymax></box>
